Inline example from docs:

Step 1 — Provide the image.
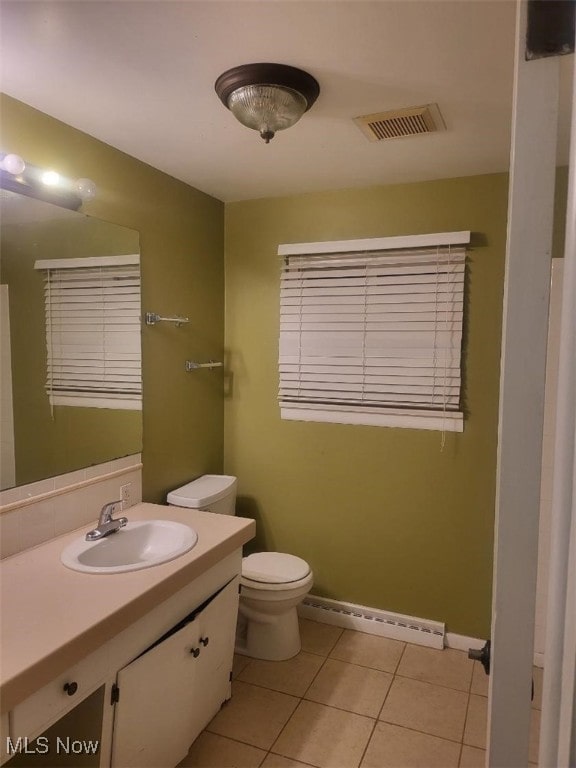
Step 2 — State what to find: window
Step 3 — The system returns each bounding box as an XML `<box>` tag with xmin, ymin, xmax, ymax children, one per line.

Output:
<box><xmin>278</xmin><ymin>232</ymin><xmax>469</xmax><ymax>431</ymax></box>
<box><xmin>34</xmin><ymin>255</ymin><xmax>141</xmax><ymax>410</ymax></box>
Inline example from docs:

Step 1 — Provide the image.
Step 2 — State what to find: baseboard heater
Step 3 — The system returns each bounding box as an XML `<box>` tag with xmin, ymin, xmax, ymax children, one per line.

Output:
<box><xmin>298</xmin><ymin>595</ymin><xmax>445</xmax><ymax>649</ymax></box>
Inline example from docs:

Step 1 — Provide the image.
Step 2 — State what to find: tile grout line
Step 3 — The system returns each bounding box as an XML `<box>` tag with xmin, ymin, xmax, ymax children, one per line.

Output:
<box><xmin>375</xmin><ymin>640</ymin><xmax>408</xmax><ymax>720</ymax></box>
<box><xmin>357</xmin><ymin>641</ymin><xmax>408</xmax><ymax>768</ymax></box>
<box><xmin>363</xmin><ymin>718</ymin><xmax>474</xmax><ymax>747</ymax></box>
<box><xmin>460</xmin><ymin>658</ymin><xmax>474</xmax><ymax>763</ymax></box>
<box><xmin>266</xmin><ymin>699</ymin><xmax>322</xmax><ymax>767</ymax></box>
<box><xmin>357</xmin><ymin>716</ymin><xmax>379</xmax><ymax>768</ymax></box>
<box><xmin>264</xmin><ymin>650</ymin><xmax>333</xmax><ymax>764</ymax></box>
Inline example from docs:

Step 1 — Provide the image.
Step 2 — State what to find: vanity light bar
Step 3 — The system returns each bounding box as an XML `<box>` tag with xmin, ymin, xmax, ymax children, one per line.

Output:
<box><xmin>0</xmin><ymin>153</ymin><xmax>96</xmax><ymax>210</ymax></box>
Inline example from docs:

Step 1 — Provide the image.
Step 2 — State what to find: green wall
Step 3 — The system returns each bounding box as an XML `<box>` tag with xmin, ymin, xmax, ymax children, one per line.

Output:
<box><xmin>1</xmin><ymin>94</ymin><xmax>225</xmax><ymax>501</ymax></box>
<box><xmin>224</xmin><ymin>176</ymin><xmax>510</xmax><ymax>637</ymax></box>
<box><xmin>3</xmin><ymin>94</ymin><xmax>568</xmax><ymax>638</ymax></box>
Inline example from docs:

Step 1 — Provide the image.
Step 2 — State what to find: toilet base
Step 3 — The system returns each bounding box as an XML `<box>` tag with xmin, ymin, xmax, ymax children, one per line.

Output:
<box><xmin>235</xmin><ymin>606</ymin><xmax>301</xmax><ymax>661</ymax></box>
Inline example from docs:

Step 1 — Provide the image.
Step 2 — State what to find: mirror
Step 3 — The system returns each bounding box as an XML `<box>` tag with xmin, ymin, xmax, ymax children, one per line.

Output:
<box><xmin>0</xmin><ymin>190</ymin><xmax>142</xmax><ymax>491</ymax></box>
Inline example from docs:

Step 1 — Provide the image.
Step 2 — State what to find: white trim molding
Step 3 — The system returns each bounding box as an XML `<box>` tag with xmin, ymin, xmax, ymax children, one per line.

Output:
<box><xmin>278</xmin><ymin>231</ymin><xmax>471</xmax><ymax>257</ymax></box>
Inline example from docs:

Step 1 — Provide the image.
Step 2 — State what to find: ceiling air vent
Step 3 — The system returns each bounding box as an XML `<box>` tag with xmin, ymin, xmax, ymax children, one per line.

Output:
<box><xmin>354</xmin><ymin>103</ymin><xmax>445</xmax><ymax>142</ymax></box>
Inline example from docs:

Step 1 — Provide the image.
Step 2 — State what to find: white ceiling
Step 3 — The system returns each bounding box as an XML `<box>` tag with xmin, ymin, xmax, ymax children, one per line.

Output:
<box><xmin>0</xmin><ymin>1</ymin><xmax>573</xmax><ymax>203</ymax></box>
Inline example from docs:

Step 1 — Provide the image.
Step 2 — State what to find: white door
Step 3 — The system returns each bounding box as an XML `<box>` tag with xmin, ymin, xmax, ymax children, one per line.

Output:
<box><xmin>488</xmin><ymin>1</ymin><xmax>575</xmax><ymax>765</ymax></box>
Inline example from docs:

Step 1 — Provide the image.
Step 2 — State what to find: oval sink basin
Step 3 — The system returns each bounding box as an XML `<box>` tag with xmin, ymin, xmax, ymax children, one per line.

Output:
<box><xmin>61</xmin><ymin>520</ymin><xmax>198</xmax><ymax>574</ymax></box>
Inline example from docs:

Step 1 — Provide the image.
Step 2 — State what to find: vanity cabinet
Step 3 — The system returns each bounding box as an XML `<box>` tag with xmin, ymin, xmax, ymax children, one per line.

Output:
<box><xmin>110</xmin><ymin>578</ymin><xmax>238</xmax><ymax>768</ymax></box>
<box><xmin>10</xmin><ymin>640</ymin><xmax>115</xmax><ymax>743</ymax></box>
<box><xmin>2</xmin><ymin>550</ymin><xmax>245</xmax><ymax>768</ymax></box>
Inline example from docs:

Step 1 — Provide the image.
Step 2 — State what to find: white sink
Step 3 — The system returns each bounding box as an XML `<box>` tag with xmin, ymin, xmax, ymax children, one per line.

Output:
<box><xmin>61</xmin><ymin>520</ymin><xmax>198</xmax><ymax>574</ymax></box>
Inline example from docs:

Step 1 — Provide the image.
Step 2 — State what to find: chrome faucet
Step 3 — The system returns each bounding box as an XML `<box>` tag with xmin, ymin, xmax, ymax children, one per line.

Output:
<box><xmin>85</xmin><ymin>501</ymin><xmax>128</xmax><ymax>541</ymax></box>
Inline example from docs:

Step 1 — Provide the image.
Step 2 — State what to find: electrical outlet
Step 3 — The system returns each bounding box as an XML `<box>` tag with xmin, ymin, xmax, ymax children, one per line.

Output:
<box><xmin>120</xmin><ymin>483</ymin><xmax>132</xmax><ymax>509</ymax></box>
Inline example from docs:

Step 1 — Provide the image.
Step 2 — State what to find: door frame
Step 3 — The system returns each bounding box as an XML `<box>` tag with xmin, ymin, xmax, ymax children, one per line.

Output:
<box><xmin>539</xmin><ymin>47</ymin><xmax>576</xmax><ymax>768</ymax></box>
<box><xmin>488</xmin><ymin>0</ymin><xmax>560</xmax><ymax>764</ymax></box>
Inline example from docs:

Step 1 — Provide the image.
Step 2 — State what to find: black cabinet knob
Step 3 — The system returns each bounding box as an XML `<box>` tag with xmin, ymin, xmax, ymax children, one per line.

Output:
<box><xmin>190</xmin><ymin>647</ymin><xmax>200</xmax><ymax>658</ymax></box>
<box><xmin>200</xmin><ymin>637</ymin><xmax>209</xmax><ymax>647</ymax></box>
<box><xmin>63</xmin><ymin>682</ymin><xmax>78</xmax><ymax>696</ymax></box>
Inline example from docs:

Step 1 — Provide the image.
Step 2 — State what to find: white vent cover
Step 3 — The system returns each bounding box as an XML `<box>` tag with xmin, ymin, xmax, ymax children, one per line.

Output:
<box><xmin>354</xmin><ymin>103</ymin><xmax>446</xmax><ymax>142</ymax></box>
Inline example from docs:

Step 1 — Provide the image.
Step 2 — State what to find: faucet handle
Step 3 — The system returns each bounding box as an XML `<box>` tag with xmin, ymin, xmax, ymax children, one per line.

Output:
<box><xmin>100</xmin><ymin>500</ymin><xmax>123</xmax><ymax>522</ymax></box>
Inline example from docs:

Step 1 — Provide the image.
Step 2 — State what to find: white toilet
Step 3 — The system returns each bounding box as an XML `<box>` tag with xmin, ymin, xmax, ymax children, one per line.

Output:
<box><xmin>167</xmin><ymin>474</ymin><xmax>313</xmax><ymax>661</ymax></box>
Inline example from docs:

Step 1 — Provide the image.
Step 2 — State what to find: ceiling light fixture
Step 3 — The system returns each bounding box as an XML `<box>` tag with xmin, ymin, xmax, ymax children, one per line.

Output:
<box><xmin>215</xmin><ymin>63</ymin><xmax>320</xmax><ymax>143</ymax></box>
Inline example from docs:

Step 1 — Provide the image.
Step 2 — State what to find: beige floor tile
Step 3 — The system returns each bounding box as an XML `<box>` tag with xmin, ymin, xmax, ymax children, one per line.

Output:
<box><xmin>238</xmin><ymin>652</ymin><xmax>325</xmax><ymax>696</ymax></box>
<box><xmin>233</xmin><ymin>653</ymin><xmax>252</xmax><ymax>679</ymax></box>
<box><xmin>207</xmin><ymin>681</ymin><xmax>299</xmax><ymax>750</ymax></box>
<box><xmin>329</xmin><ymin>629</ymin><xmax>405</xmax><ymax>673</ymax></box>
<box><xmin>470</xmin><ymin>662</ymin><xmax>489</xmax><ymax>697</ymax></box>
<box><xmin>397</xmin><ymin>645</ymin><xmax>473</xmax><ymax>691</ymax></box>
<box><xmin>305</xmin><ymin>658</ymin><xmax>393</xmax><ymax>717</ymax></box>
<box><xmin>463</xmin><ymin>694</ymin><xmax>487</xmax><ymax>750</ymax></box>
<box><xmin>532</xmin><ymin>665</ymin><xmax>543</xmax><ymax>710</ymax></box>
<box><xmin>379</xmin><ymin>676</ymin><xmax>468</xmax><ymax>741</ymax></box>
<box><xmin>272</xmin><ymin>700</ymin><xmax>374</xmax><ymax>768</ymax></box>
<box><xmin>262</xmin><ymin>755</ymin><xmax>316</xmax><ymax>767</ymax></box>
<box><xmin>459</xmin><ymin>745</ymin><xmax>486</xmax><ymax>767</ymax></box>
<box><xmin>361</xmin><ymin>722</ymin><xmax>460</xmax><ymax>767</ymax></box>
<box><xmin>178</xmin><ymin>732</ymin><xmax>266</xmax><ymax>767</ymax></box>
<box><xmin>299</xmin><ymin>618</ymin><xmax>344</xmax><ymax>656</ymax></box>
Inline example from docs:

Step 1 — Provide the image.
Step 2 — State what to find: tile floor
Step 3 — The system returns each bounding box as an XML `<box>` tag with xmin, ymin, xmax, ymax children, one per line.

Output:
<box><xmin>178</xmin><ymin>619</ymin><xmax>543</xmax><ymax>768</ymax></box>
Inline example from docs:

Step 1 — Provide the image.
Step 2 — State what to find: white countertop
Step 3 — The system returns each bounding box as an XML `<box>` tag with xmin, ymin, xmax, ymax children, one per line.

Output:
<box><xmin>0</xmin><ymin>503</ymin><xmax>255</xmax><ymax>713</ymax></box>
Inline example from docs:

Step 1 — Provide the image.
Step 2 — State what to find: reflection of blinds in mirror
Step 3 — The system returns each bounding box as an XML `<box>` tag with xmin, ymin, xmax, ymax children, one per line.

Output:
<box><xmin>34</xmin><ymin>255</ymin><xmax>141</xmax><ymax>410</ymax></box>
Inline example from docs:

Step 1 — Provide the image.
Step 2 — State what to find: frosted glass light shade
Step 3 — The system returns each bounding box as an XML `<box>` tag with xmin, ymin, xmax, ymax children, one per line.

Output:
<box><xmin>75</xmin><ymin>178</ymin><xmax>97</xmax><ymax>201</ymax></box>
<box><xmin>1</xmin><ymin>154</ymin><xmax>26</xmax><ymax>175</ymax></box>
<box><xmin>227</xmin><ymin>85</ymin><xmax>308</xmax><ymax>143</ymax></box>
<box><xmin>215</xmin><ymin>64</ymin><xmax>320</xmax><ymax>143</ymax></box>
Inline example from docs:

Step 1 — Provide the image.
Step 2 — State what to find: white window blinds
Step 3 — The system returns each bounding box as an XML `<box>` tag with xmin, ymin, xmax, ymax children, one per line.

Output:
<box><xmin>34</xmin><ymin>255</ymin><xmax>141</xmax><ymax>410</ymax></box>
<box><xmin>278</xmin><ymin>233</ymin><xmax>468</xmax><ymax>431</ymax></box>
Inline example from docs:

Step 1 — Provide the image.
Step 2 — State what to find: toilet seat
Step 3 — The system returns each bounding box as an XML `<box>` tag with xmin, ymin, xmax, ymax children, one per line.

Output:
<box><xmin>242</xmin><ymin>552</ymin><xmax>310</xmax><ymax>586</ymax></box>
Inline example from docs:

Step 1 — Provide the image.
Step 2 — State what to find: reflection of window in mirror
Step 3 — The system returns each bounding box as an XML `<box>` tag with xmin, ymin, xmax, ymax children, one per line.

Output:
<box><xmin>34</xmin><ymin>255</ymin><xmax>142</xmax><ymax>411</ymax></box>
<box><xmin>0</xmin><ymin>189</ymin><xmax>142</xmax><ymax>491</ymax></box>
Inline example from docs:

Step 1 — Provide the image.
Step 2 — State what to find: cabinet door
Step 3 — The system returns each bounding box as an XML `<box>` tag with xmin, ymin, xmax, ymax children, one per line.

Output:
<box><xmin>111</xmin><ymin>620</ymin><xmax>199</xmax><ymax>768</ymax></box>
<box><xmin>110</xmin><ymin>577</ymin><xmax>240</xmax><ymax>768</ymax></box>
<box><xmin>189</xmin><ymin>577</ymin><xmax>240</xmax><ymax>736</ymax></box>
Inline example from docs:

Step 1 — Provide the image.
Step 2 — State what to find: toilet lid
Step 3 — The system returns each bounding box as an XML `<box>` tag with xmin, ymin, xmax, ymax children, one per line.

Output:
<box><xmin>242</xmin><ymin>552</ymin><xmax>310</xmax><ymax>584</ymax></box>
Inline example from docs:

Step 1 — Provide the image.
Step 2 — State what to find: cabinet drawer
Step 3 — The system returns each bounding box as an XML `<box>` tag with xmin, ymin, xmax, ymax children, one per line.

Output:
<box><xmin>10</xmin><ymin>643</ymin><xmax>114</xmax><ymax>742</ymax></box>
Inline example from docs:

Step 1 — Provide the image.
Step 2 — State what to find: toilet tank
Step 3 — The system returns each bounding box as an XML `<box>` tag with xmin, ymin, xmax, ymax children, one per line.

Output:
<box><xmin>167</xmin><ymin>475</ymin><xmax>237</xmax><ymax>516</ymax></box>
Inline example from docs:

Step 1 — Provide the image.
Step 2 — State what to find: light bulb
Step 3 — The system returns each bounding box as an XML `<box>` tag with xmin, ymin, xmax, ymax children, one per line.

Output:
<box><xmin>1</xmin><ymin>154</ymin><xmax>25</xmax><ymax>175</ymax></box>
<box><xmin>41</xmin><ymin>170</ymin><xmax>60</xmax><ymax>187</ymax></box>
<box><xmin>75</xmin><ymin>178</ymin><xmax>97</xmax><ymax>201</ymax></box>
